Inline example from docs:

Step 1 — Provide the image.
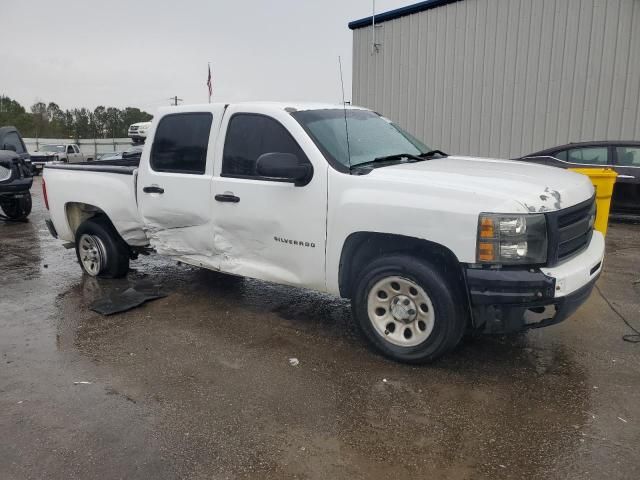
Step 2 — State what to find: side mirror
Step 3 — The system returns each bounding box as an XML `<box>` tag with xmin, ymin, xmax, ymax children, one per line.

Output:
<box><xmin>3</xmin><ymin>144</ymin><xmax>17</xmax><ymax>152</ymax></box>
<box><xmin>256</xmin><ymin>152</ymin><xmax>312</xmax><ymax>186</ymax></box>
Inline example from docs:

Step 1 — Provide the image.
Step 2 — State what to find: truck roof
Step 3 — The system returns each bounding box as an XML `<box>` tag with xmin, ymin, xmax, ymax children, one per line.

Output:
<box><xmin>156</xmin><ymin>102</ymin><xmax>366</xmax><ymax>116</ymax></box>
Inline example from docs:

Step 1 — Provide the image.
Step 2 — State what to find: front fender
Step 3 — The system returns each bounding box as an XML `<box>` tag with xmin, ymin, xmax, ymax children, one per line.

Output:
<box><xmin>325</xmin><ymin>175</ymin><xmax>484</xmax><ymax>295</ymax></box>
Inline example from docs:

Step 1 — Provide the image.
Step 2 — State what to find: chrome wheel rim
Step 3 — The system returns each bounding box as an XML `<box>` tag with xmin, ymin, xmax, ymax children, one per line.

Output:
<box><xmin>79</xmin><ymin>234</ymin><xmax>106</xmax><ymax>276</ymax></box>
<box><xmin>367</xmin><ymin>276</ymin><xmax>435</xmax><ymax>347</ymax></box>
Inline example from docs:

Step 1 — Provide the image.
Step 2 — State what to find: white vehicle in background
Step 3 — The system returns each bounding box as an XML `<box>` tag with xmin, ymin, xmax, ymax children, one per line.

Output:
<box><xmin>42</xmin><ymin>102</ymin><xmax>604</xmax><ymax>363</ymax></box>
<box><xmin>30</xmin><ymin>143</ymin><xmax>90</xmax><ymax>174</ymax></box>
<box><xmin>128</xmin><ymin>121</ymin><xmax>152</xmax><ymax>144</ymax></box>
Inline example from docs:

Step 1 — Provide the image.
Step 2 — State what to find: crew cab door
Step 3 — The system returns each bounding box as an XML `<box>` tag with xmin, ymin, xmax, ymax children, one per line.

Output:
<box><xmin>137</xmin><ymin>107</ymin><xmax>225</xmax><ymax>263</ymax></box>
<box><xmin>211</xmin><ymin>107</ymin><xmax>328</xmax><ymax>291</ymax></box>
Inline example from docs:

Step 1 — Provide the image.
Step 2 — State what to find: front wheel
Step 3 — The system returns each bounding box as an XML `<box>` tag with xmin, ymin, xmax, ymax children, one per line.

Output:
<box><xmin>351</xmin><ymin>255</ymin><xmax>467</xmax><ymax>363</ymax></box>
<box><xmin>75</xmin><ymin>217</ymin><xmax>130</xmax><ymax>278</ymax></box>
<box><xmin>0</xmin><ymin>193</ymin><xmax>32</xmax><ymax>220</ymax></box>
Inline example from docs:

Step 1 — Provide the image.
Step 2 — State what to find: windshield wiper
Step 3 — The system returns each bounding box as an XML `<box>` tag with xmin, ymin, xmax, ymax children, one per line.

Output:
<box><xmin>419</xmin><ymin>149</ymin><xmax>448</xmax><ymax>158</ymax></box>
<box><xmin>352</xmin><ymin>153</ymin><xmax>424</xmax><ymax>170</ymax></box>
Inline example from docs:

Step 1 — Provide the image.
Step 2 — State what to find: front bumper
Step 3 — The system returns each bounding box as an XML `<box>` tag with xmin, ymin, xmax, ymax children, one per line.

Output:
<box><xmin>466</xmin><ymin>231</ymin><xmax>605</xmax><ymax>334</ymax></box>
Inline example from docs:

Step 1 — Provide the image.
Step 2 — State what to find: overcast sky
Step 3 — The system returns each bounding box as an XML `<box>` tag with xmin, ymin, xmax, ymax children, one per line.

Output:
<box><xmin>1</xmin><ymin>0</ymin><xmax>409</xmax><ymax>113</ymax></box>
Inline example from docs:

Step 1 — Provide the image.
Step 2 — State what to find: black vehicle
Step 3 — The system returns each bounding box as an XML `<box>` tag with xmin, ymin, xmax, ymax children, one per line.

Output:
<box><xmin>518</xmin><ymin>141</ymin><xmax>640</xmax><ymax>215</ymax></box>
<box><xmin>94</xmin><ymin>145</ymin><xmax>143</xmax><ymax>165</ymax></box>
<box><xmin>0</xmin><ymin>126</ymin><xmax>33</xmax><ymax>220</ymax></box>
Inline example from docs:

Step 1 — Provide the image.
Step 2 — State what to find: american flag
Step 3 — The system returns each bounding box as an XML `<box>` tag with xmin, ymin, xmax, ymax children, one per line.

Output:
<box><xmin>207</xmin><ymin>64</ymin><xmax>213</xmax><ymax>99</ymax></box>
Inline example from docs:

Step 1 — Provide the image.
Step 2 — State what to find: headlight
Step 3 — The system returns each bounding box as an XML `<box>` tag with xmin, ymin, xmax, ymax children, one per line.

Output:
<box><xmin>476</xmin><ymin>213</ymin><xmax>547</xmax><ymax>265</ymax></box>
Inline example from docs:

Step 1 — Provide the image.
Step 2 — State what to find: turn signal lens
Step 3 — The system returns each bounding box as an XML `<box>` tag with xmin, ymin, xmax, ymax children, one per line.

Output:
<box><xmin>479</xmin><ymin>217</ymin><xmax>495</xmax><ymax>238</ymax></box>
<box><xmin>477</xmin><ymin>241</ymin><xmax>496</xmax><ymax>262</ymax></box>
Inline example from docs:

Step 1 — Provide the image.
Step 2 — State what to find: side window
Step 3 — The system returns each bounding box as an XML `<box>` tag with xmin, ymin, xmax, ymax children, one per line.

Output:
<box><xmin>4</xmin><ymin>132</ymin><xmax>25</xmax><ymax>154</ymax></box>
<box><xmin>67</xmin><ymin>145</ymin><xmax>74</xmax><ymax>154</ymax></box>
<box><xmin>151</xmin><ymin>113</ymin><xmax>213</xmax><ymax>174</ymax></box>
<box><xmin>222</xmin><ymin>114</ymin><xmax>309</xmax><ymax>178</ymax></box>
<box><xmin>616</xmin><ymin>147</ymin><xmax>640</xmax><ymax>167</ymax></box>
<box><xmin>74</xmin><ymin>145</ymin><xmax>80</xmax><ymax>154</ymax></box>
<box><xmin>554</xmin><ymin>150</ymin><xmax>568</xmax><ymax>161</ymax></box>
<box><xmin>565</xmin><ymin>147</ymin><xmax>608</xmax><ymax>165</ymax></box>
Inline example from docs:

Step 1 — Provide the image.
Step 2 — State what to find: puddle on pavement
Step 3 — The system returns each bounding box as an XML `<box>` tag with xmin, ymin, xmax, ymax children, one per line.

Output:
<box><xmin>48</xmin><ymin>256</ymin><xmax>591</xmax><ymax>479</ymax></box>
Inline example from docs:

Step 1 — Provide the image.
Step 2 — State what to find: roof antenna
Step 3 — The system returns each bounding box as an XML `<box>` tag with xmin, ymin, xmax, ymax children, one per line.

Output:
<box><xmin>338</xmin><ymin>55</ymin><xmax>352</xmax><ymax>170</ymax></box>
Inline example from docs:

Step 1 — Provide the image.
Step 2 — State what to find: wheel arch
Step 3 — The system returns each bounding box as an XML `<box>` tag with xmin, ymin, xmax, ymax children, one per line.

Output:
<box><xmin>338</xmin><ymin>232</ymin><xmax>467</xmax><ymax>300</ymax></box>
<box><xmin>65</xmin><ymin>202</ymin><xmax>119</xmax><ymax>240</ymax></box>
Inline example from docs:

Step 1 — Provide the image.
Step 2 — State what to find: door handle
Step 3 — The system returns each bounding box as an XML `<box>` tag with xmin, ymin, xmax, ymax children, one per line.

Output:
<box><xmin>143</xmin><ymin>186</ymin><xmax>165</xmax><ymax>194</ymax></box>
<box><xmin>215</xmin><ymin>193</ymin><xmax>240</xmax><ymax>203</ymax></box>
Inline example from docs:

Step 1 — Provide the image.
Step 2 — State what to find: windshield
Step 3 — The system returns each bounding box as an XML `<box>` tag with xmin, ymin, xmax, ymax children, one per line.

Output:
<box><xmin>41</xmin><ymin>145</ymin><xmax>65</xmax><ymax>153</ymax></box>
<box><xmin>292</xmin><ymin>109</ymin><xmax>431</xmax><ymax>169</ymax></box>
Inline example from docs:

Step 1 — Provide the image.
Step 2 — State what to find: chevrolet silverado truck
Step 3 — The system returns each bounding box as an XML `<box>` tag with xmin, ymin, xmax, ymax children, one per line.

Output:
<box><xmin>31</xmin><ymin>143</ymin><xmax>91</xmax><ymax>173</ymax></box>
<box><xmin>42</xmin><ymin>103</ymin><xmax>604</xmax><ymax>363</ymax></box>
<box><xmin>0</xmin><ymin>126</ymin><xmax>33</xmax><ymax>220</ymax></box>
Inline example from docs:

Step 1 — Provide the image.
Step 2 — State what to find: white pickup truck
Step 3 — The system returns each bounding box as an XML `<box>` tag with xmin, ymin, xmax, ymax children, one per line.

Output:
<box><xmin>128</xmin><ymin>121</ymin><xmax>152</xmax><ymax>144</ymax></box>
<box><xmin>31</xmin><ymin>143</ymin><xmax>90</xmax><ymax>173</ymax></box>
<box><xmin>42</xmin><ymin>103</ymin><xmax>604</xmax><ymax>363</ymax></box>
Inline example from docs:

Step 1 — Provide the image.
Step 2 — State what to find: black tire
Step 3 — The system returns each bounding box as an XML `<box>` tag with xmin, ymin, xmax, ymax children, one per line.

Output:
<box><xmin>75</xmin><ymin>217</ymin><xmax>130</xmax><ymax>278</ymax></box>
<box><xmin>351</xmin><ymin>254</ymin><xmax>467</xmax><ymax>364</ymax></box>
<box><xmin>0</xmin><ymin>193</ymin><xmax>32</xmax><ymax>220</ymax></box>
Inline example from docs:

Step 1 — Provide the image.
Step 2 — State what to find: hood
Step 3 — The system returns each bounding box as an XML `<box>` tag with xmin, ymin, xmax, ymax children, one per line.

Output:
<box><xmin>367</xmin><ymin>155</ymin><xmax>594</xmax><ymax>213</ymax></box>
<box><xmin>32</xmin><ymin>151</ymin><xmax>58</xmax><ymax>155</ymax></box>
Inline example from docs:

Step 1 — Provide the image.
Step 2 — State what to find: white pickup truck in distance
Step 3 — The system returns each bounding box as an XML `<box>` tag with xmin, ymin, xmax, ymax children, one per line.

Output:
<box><xmin>42</xmin><ymin>103</ymin><xmax>604</xmax><ymax>363</ymax></box>
<box><xmin>31</xmin><ymin>143</ymin><xmax>90</xmax><ymax>173</ymax></box>
<box><xmin>128</xmin><ymin>121</ymin><xmax>152</xmax><ymax>144</ymax></box>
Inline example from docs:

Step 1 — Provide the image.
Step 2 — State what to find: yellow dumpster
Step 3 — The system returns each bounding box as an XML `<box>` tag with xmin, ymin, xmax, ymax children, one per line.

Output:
<box><xmin>569</xmin><ymin>168</ymin><xmax>617</xmax><ymax>236</ymax></box>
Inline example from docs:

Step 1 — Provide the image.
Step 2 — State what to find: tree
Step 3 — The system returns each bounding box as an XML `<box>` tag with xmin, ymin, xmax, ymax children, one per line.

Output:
<box><xmin>31</xmin><ymin>102</ymin><xmax>48</xmax><ymax>138</ymax></box>
<box><xmin>93</xmin><ymin>106</ymin><xmax>107</xmax><ymax>138</ymax></box>
<box><xmin>106</xmin><ymin>107</ymin><xmax>122</xmax><ymax>138</ymax></box>
<box><xmin>0</xmin><ymin>95</ymin><xmax>152</xmax><ymax>139</ymax></box>
<box><xmin>73</xmin><ymin>108</ymin><xmax>91</xmax><ymax>140</ymax></box>
<box><xmin>0</xmin><ymin>95</ymin><xmax>25</xmax><ymax>115</ymax></box>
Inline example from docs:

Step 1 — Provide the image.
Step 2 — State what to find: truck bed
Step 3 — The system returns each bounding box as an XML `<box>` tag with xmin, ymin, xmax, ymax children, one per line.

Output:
<box><xmin>43</xmin><ymin>162</ymin><xmax>147</xmax><ymax>246</ymax></box>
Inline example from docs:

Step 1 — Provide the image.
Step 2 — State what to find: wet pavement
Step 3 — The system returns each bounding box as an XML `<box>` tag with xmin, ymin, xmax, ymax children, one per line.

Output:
<box><xmin>1</xmin><ymin>177</ymin><xmax>639</xmax><ymax>479</ymax></box>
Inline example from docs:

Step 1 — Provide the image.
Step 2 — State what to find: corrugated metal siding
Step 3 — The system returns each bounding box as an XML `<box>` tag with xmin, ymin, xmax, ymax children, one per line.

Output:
<box><xmin>352</xmin><ymin>0</ymin><xmax>640</xmax><ymax>158</ymax></box>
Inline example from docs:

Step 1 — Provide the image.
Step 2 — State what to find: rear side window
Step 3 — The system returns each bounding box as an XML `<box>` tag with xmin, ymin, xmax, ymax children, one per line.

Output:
<box><xmin>151</xmin><ymin>113</ymin><xmax>213</xmax><ymax>174</ymax></box>
<box><xmin>3</xmin><ymin>132</ymin><xmax>25</xmax><ymax>154</ymax></box>
<box><xmin>616</xmin><ymin>146</ymin><xmax>640</xmax><ymax>167</ymax></box>
<box><xmin>557</xmin><ymin>147</ymin><xmax>608</xmax><ymax>165</ymax></box>
<box><xmin>222</xmin><ymin>114</ymin><xmax>308</xmax><ymax>178</ymax></box>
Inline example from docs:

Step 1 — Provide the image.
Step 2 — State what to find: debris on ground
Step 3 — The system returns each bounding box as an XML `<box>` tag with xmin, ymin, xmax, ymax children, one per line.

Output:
<box><xmin>288</xmin><ymin>358</ymin><xmax>299</xmax><ymax>367</ymax></box>
<box><xmin>618</xmin><ymin>416</ymin><xmax>628</xmax><ymax>423</ymax></box>
<box><xmin>89</xmin><ymin>284</ymin><xmax>167</xmax><ymax>316</ymax></box>
<box><xmin>73</xmin><ymin>381</ymin><xmax>92</xmax><ymax>385</ymax></box>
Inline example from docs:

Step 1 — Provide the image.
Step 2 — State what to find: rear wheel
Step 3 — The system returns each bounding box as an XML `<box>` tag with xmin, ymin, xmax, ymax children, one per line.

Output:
<box><xmin>351</xmin><ymin>254</ymin><xmax>467</xmax><ymax>363</ymax></box>
<box><xmin>75</xmin><ymin>217</ymin><xmax>130</xmax><ymax>278</ymax></box>
<box><xmin>0</xmin><ymin>193</ymin><xmax>32</xmax><ymax>220</ymax></box>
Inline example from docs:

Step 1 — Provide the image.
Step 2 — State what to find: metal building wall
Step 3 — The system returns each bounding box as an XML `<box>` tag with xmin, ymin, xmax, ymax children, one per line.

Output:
<box><xmin>352</xmin><ymin>0</ymin><xmax>640</xmax><ymax>158</ymax></box>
